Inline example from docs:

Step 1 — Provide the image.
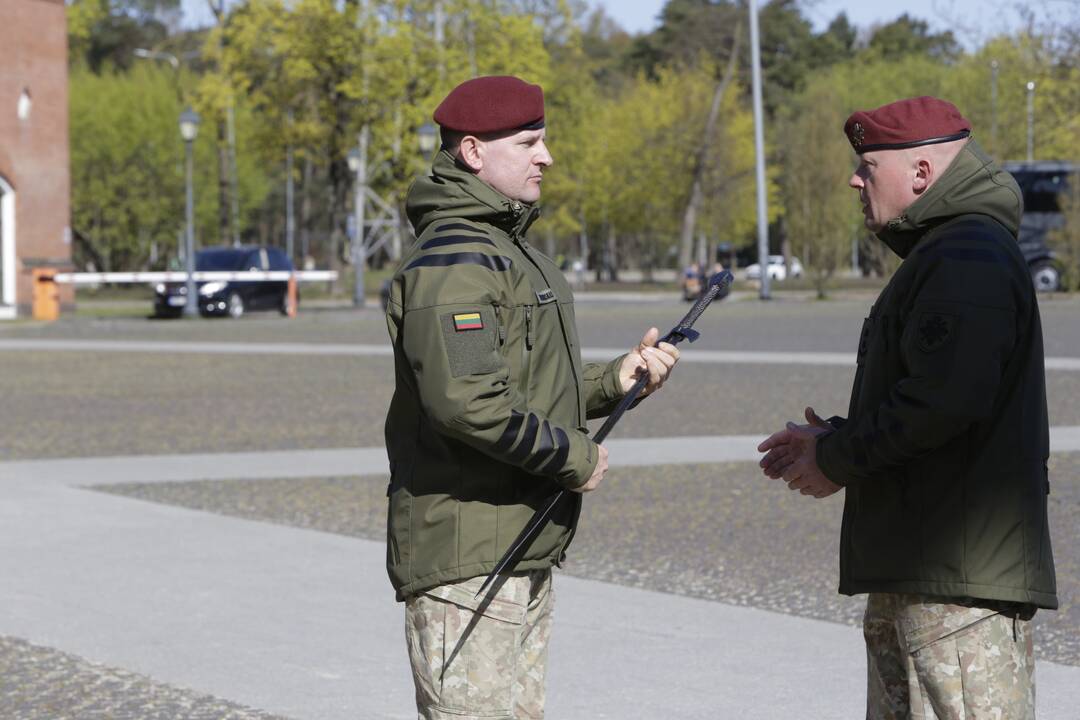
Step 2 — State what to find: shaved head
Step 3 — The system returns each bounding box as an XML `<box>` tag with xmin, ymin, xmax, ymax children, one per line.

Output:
<box><xmin>849</xmin><ymin>138</ymin><xmax>968</xmax><ymax>231</ymax></box>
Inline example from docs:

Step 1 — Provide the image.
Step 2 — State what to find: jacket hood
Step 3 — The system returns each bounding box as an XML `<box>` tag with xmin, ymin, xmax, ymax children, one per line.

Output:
<box><xmin>876</xmin><ymin>139</ymin><xmax>1023</xmax><ymax>258</ymax></box>
<box><xmin>406</xmin><ymin>150</ymin><xmax>540</xmax><ymax>239</ymax></box>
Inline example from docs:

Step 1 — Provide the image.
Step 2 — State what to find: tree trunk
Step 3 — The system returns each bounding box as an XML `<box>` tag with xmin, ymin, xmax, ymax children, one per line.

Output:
<box><xmin>677</xmin><ymin>21</ymin><xmax>743</xmax><ymax>271</ymax></box>
<box><xmin>217</xmin><ymin>118</ymin><xmax>230</xmax><ymax>244</ymax></box>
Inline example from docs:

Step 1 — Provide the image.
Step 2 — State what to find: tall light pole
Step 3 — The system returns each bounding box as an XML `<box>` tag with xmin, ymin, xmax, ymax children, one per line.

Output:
<box><xmin>179</xmin><ymin>107</ymin><xmax>201</xmax><ymax>318</ymax></box>
<box><xmin>1026</xmin><ymin>81</ymin><xmax>1036</xmax><ymax>162</ymax></box>
<box><xmin>990</xmin><ymin>60</ymin><xmax>999</xmax><ymax>158</ymax></box>
<box><xmin>748</xmin><ymin>0</ymin><xmax>771</xmax><ymax>300</ymax></box>
<box><xmin>285</xmin><ymin>109</ymin><xmax>295</xmax><ymax>264</ymax></box>
<box><xmin>347</xmin><ymin>133</ymin><xmax>368</xmax><ymax>308</ymax></box>
<box><xmin>418</xmin><ymin>122</ymin><xmax>438</xmax><ymax>161</ymax></box>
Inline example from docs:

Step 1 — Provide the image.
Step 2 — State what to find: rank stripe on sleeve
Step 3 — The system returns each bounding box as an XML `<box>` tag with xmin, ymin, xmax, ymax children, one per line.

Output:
<box><xmin>405</xmin><ymin>252</ymin><xmax>512</xmax><ymax>272</ymax></box>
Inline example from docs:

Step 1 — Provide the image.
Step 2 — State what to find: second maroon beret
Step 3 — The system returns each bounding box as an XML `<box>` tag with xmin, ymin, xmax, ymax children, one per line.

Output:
<box><xmin>844</xmin><ymin>96</ymin><xmax>971</xmax><ymax>153</ymax></box>
<box><xmin>434</xmin><ymin>75</ymin><xmax>545</xmax><ymax>135</ymax></box>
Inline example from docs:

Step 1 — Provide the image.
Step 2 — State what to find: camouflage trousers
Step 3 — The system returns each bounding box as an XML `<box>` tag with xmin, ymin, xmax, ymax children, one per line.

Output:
<box><xmin>405</xmin><ymin>569</ymin><xmax>553</xmax><ymax>720</ymax></box>
<box><xmin>864</xmin><ymin>593</ymin><xmax>1036</xmax><ymax>720</ymax></box>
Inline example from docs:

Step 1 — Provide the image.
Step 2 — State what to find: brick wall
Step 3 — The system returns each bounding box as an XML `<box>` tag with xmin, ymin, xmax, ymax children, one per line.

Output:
<box><xmin>0</xmin><ymin>0</ymin><xmax>72</xmax><ymax>316</ymax></box>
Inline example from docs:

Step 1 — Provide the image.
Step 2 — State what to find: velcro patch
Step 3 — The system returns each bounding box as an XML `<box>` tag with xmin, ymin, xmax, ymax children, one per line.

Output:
<box><xmin>535</xmin><ymin>288</ymin><xmax>556</xmax><ymax>305</ymax></box>
<box><xmin>453</xmin><ymin>312</ymin><xmax>484</xmax><ymax>331</ymax></box>
<box><xmin>442</xmin><ymin>309</ymin><xmax>499</xmax><ymax>378</ymax></box>
<box><xmin>917</xmin><ymin>312</ymin><xmax>956</xmax><ymax>352</ymax></box>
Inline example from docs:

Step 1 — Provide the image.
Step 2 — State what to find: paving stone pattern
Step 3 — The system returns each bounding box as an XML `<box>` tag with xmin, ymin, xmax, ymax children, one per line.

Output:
<box><xmin>92</xmin><ymin>452</ymin><xmax>1080</xmax><ymax>667</ymax></box>
<box><xmin>0</xmin><ymin>635</ymin><xmax>290</xmax><ymax>720</ymax></box>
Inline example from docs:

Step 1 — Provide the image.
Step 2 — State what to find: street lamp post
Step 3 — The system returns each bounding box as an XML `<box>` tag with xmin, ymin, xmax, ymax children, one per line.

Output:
<box><xmin>1026</xmin><ymin>81</ymin><xmax>1036</xmax><ymax>163</ymax></box>
<box><xmin>347</xmin><ymin>135</ymin><xmax>367</xmax><ymax>308</ymax></box>
<box><xmin>748</xmin><ymin>0</ymin><xmax>771</xmax><ymax>300</ymax></box>
<box><xmin>418</xmin><ymin>122</ymin><xmax>438</xmax><ymax>160</ymax></box>
<box><xmin>179</xmin><ymin>107</ymin><xmax>200</xmax><ymax>318</ymax></box>
<box><xmin>990</xmin><ymin>60</ymin><xmax>999</xmax><ymax>158</ymax></box>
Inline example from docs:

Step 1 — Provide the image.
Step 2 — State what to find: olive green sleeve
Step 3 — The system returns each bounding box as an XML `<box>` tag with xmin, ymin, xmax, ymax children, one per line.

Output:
<box><xmin>399</xmin><ymin>262</ymin><xmax>598</xmax><ymax>490</ymax></box>
<box><xmin>582</xmin><ymin>356</ymin><xmax>629</xmax><ymax>419</ymax></box>
<box><xmin>817</xmin><ymin>240</ymin><xmax>1021</xmax><ymax>486</ymax></box>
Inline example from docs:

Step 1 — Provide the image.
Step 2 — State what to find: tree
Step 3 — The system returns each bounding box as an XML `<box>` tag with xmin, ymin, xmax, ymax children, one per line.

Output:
<box><xmin>779</xmin><ymin>78</ymin><xmax>859</xmax><ymax>298</ymax></box>
<box><xmin>866</xmin><ymin>13</ymin><xmax>961</xmax><ymax>63</ymax></box>
<box><xmin>1049</xmin><ymin>173</ymin><xmax>1080</xmax><ymax>290</ymax></box>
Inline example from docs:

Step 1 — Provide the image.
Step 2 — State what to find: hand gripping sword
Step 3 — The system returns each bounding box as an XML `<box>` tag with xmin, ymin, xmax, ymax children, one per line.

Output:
<box><xmin>475</xmin><ymin>270</ymin><xmax>734</xmax><ymax>599</ymax></box>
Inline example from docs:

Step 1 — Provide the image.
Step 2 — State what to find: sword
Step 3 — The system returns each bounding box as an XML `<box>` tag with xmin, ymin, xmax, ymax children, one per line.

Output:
<box><xmin>475</xmin><ymin>270</ymin><xmax>734</xmax><ymax>599</ymax></box>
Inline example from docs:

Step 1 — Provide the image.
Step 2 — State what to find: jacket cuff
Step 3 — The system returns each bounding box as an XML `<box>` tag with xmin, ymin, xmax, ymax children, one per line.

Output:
<box><xmin>601</xmin><ymin>355</ymin><xmax>627</xmax><ymax>403</ymax></box>
<box><xmin>558</xmin><ymin>432</ymin><xmax>599</xmax><ymax>490</ymax></box>
<box><xmin>815</xmin><ymin>431</ymin><xmax>848</xmax><ymax>488</ymax></box>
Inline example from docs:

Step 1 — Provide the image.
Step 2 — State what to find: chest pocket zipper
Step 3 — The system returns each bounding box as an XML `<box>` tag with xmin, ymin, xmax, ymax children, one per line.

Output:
<box><xmin>492</xmin><ymin>303</ymin><xmax>506</xmax><ymax>348</ymax></box>
<box><xmin>521</xmin><ymin>305</ymin><xmax>534</xmax><ymax>394</ymax></box>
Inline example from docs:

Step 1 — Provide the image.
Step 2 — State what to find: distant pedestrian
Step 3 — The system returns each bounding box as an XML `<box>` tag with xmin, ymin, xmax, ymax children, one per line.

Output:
<box><xmin>758</xmin><ymin>96</ymin><xmax>1056</xmax><ymax>719</ymax></box>
<box><xmin>383</xmin><ymin>75</ymin><xmax>681</xmax><ymax>719</ymax></box>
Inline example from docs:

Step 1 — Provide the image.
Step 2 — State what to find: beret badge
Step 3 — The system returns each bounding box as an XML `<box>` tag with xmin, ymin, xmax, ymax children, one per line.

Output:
<box><xmin>849</xmin><ymin>121</ymin><xmax>865</xmax><ymax>148</ymax></box>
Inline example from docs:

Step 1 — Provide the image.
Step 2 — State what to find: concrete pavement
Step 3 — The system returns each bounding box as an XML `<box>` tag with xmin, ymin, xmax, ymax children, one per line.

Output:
<box><xmin>3</xmin><ymin>442</ymin><xmax>1080</xmax><ymax>718</ymax></box>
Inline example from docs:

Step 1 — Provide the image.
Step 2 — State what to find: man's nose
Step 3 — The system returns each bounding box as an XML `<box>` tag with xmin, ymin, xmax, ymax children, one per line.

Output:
<box><xmin>848</xmin><ymin>173</ymin><xmax>862</xmax><ymax>189</ymax></box>
<box><xmin>536</xmin><ymin>141</ymin><xmax>553</xmax><ymax>167</ymax></box>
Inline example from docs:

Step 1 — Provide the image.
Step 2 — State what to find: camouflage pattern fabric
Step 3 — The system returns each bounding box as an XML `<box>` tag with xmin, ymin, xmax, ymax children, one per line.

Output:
<box><xmin>864</xmin><ymin>593</ymin><xmax>1036</xmax><ymax>720</ymax></box>
<box><xmin>405</xmin><ymin>570</ymin><xmax>553</xmax><ymax>719</ymax></box>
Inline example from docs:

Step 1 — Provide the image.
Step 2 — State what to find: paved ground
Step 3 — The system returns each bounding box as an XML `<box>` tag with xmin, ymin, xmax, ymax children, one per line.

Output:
<box><xmin>3</xmin><ymin>297</ymin><xmax>1080</xmax><ymax>718</ymax></box>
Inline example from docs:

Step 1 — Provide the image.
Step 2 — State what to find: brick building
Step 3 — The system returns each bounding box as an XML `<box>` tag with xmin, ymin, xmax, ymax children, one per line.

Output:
<box><xmin>0</xmin><ymin>0</ymin><xmax>71</xmax><ymax>318</ymax></box>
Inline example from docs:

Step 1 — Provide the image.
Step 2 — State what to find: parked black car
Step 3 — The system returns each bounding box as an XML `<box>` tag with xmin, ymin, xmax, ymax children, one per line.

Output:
<box><xmin>1002</xmin><ymin>161</ymin><xmax>1076</xmax><ymax>292</ymax></box>
<box><xmin>154</xmin><ymin>246</ymin><xmax>296</xmax><ymax>319</ymax></box>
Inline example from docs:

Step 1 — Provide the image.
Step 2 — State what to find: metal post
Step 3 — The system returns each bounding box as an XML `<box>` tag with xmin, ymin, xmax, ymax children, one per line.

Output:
<box><xmin>748</xmin><ymin>0</ymin><xmax>770</xmax><ymax>300</ymax></box>
<box><xmin>1026</xmin><ymin>81</ymin><xmax>1035</xmax><ymax>163</ymax></box>
<box><xmin>227</xmin><ymin>103</ymin><xmax>241</xmax><ymax>247</ymax></box>
<box><xmin>183</xmin><ymin>138</ymin><xmax>198</xmax><ymax>318</ymax></box>
<box><xmin>353</xmin><ymin>127</ymin><xmax>369</xmax><ymax>308</ymax></box>
<box><xmin>990</xmin><ymin>60</ymin><xmax>999</xmax><ymax>158</ymax></box>
<box><xmin>285</xmin><ymin>111</ymin><xmax>295</xmax><ymax>263</ymax></box>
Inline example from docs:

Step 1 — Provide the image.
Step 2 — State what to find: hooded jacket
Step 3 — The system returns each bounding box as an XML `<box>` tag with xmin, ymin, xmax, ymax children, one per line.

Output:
<box><xmin>384</xmin><ymin>150</ymin><xmax>627</xmax><ymax>601</ymax></box>
<box><xmin>817</xmin><ymin>140</ymin><xmax>1057</xmax><ymax>608</ymax></box>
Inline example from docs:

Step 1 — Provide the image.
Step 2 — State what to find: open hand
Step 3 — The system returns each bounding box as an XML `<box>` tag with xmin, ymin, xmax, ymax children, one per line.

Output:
<box><xmin>757</xmin><ymin>407</ymin><xmax>841</xmax><ymax>499</ymax></box>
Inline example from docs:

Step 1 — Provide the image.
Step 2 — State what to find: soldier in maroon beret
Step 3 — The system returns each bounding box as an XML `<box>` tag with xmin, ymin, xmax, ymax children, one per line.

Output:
<box><xmin>759</xmin><ymin>95</ymin><xmax>1054</xmax><ymax>719</ymax></box>
<box><xmin>386</xmin><ymin>76</ymin><xmax>682</xmax><ymax>719</ymax></box>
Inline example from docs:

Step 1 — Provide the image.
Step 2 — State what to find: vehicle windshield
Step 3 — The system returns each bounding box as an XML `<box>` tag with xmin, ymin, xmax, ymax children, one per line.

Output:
<box><xmin>195</xmin><ymin>250</ymin><xmax>246</xmax><ymax>271</ymax></box>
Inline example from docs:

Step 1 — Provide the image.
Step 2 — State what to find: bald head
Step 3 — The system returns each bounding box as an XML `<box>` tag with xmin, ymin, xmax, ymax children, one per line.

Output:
<box><xmin>849</xmin><ymin>138</ymin><xmax>968</xmax><ymax>232</ymax></box>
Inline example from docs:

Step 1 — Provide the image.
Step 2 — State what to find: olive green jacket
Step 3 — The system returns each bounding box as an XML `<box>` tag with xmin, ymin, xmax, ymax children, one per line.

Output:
<box><xmin>817</xmin><ymin>140</ymin><xmax>1057</xmax><ymax>609</ymax></box>
<box><xmin>384</xmin><ymin>151</ymin><xmax>627</xmax><ymax>600</ymax></box>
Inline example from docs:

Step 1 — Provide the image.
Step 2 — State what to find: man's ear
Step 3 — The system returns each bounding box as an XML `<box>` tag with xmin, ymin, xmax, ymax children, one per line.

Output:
<box><xmin>458</xmin><ymin>135</ymin><xmax>483</xmax><ymax>172</ymax></box>
<box><xmin>912</xmin><ymin>157</ymin><xmax>933</xmax><ymax>194</ymax></box>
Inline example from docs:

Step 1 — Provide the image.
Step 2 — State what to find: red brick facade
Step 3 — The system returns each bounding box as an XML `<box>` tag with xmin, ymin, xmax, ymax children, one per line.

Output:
<box><xmin>0</xmin><ymin>0</ymin><xmax>71</xmax><ymax>317</ymax></box>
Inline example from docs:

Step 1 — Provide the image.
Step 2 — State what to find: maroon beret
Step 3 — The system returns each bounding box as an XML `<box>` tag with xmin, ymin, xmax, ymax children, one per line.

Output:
<box><xmin>844</xmin><ymin>96</ymin><xmax>971</xmax><ymax>153</ymax></box>
<box><xmin>434</xmin><ymin>76</ymin><xmax>545</xmax><ymax>134</ymax></box>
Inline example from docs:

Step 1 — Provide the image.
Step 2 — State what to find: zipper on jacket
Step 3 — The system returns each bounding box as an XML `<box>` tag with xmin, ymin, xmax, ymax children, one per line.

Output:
<box><xmin>524</xmin><ymin>305</ymin><xmax>535</xmax><ymax>350</ymax></box>
<box><xmin>492</xmin><ymin>303</ymin><xmax>506</xmax><ymax>347</ymax></box>
<box><xmin>520</xmin><ymin>305</ymin><xmax>533</xmax><ymax>396</ymax></box>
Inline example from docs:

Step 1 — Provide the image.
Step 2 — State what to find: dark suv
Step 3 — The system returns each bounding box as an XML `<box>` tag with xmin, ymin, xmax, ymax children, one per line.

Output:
<box><xmin>154</xmin><ymin>246</ymin><xmax>296</xmax><ymax>318</ymax></box>
<box><xmin>1002</xmin><ymin>161</ymin><xmax>1076</xmax><ymax>292</ymax></box>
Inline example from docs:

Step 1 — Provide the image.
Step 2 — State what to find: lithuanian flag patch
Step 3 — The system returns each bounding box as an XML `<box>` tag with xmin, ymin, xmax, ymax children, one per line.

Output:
<box><xmin>452</xmin><ymin>312</ymin><xmax>484</xmax><ymax>331</ymax></box>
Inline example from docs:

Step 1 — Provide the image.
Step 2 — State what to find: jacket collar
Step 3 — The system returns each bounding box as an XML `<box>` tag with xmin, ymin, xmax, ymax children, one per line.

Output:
<box><xmin>873</xmin><ymin>139</ymin><xmax>1022</xmax><ymax>259</ymax></box>
<box><xmin>407</xmin><ymin>150</ymin><xmax>541</xmax><ymax>241</ymax></box>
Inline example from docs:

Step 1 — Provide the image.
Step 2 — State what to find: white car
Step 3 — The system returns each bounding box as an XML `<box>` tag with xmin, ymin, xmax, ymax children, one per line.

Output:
<box><xmin>743</xmin><ymin>255</ymin><xmax>804</xmax><ymax>281</ymax></box>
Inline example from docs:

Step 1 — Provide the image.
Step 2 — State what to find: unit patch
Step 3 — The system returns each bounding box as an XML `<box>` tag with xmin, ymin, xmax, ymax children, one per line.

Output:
<box><xmin>453</xmin><ymin>312</ymin><xmax>484</xmax><ymax>331</ymax></box>
<box><xmin>917</xmin><ymin>312</ymin><xmax>956</xmax><ymax>352</ymax></box>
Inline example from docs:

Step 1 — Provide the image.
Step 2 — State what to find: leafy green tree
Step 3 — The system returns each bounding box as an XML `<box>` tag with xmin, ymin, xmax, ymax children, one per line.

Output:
<box><xmin>866</xmin><ymin>13</ymin><xmax>961</xmax><ymax>63</ymax></box>
<box><xmin>1049</xmin><ymin>173</ymin><xmax>1080</xmax><ymax>290</ymax></box>
<box><xmin>69</xmin><ymin>64</ymin><xmax>219</xmax><ymax>270</ymax></box>
<box><xmin>779</xmin><ymin>78</ymin><xmax>860</xmax><ymax>297</ymax></box>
